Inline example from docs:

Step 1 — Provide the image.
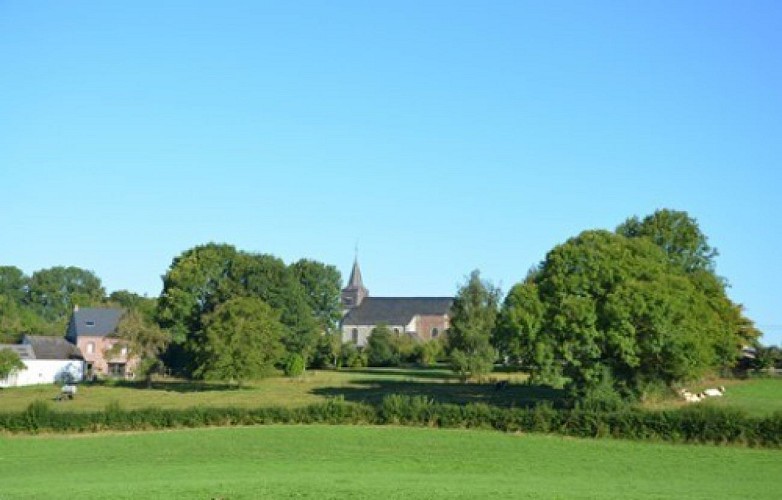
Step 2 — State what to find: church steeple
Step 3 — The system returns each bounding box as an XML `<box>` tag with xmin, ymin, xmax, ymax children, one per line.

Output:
<box><xmin>342</xmin><ymin>258</ymin><xmax>368</xmax><ymax>309</ymax></box>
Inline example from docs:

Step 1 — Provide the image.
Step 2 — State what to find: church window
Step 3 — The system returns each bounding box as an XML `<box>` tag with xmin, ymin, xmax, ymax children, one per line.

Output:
<box><xmin>351</xmin><ymin>329</ymin><xmax>359</xmax><ymax>343</ymax></box>
<box><xmin>393</xmin><ymin>328</ymin><xmax>400</xmax><ymax>334</ymax></box>
<box><xmin>431</xmin><ymin>328</ymin><xmax>439</xmax><ymax>338</ymax></box>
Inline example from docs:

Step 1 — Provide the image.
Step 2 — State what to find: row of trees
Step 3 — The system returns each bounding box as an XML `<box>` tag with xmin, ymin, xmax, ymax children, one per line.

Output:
<box><xmin>447</xmin><ymin>209</ymin><xmax>761</xmax><ymax>399</ymax></box>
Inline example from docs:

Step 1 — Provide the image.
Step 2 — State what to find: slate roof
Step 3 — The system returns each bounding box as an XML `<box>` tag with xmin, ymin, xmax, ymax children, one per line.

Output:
<box><xmin>342</xmin><ymin>297</ymin><xmax>453</xmax><ymax>326</ymax></box>
<box><xmin>23</xmin><ymin>336</ymin><xmax>84</xmax><ymax>360</ymax></box>
<box><xmin>68</xmin><ymin>307</ymin><xmax>123</xmax><ymax>339</ymax></box>
<box><xmin>0</xmin><ymin>344</ymin><xmax>35</xmax><ymax>360</ymax></box>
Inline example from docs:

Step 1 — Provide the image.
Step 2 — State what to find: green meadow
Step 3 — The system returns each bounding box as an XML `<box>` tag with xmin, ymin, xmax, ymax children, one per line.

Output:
<box><xmin>2</xmin><ymin>425</ymin><xmax>780</xmax><ymax>499</ymax></box>
<box><xmin>2</xmin><ymin>367</ymin><xmax>780</xmax><ymax>417</ymax></box>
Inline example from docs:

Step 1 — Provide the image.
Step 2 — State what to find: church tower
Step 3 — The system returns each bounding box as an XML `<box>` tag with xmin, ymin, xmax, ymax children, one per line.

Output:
<box><xmin>341</xmin><ymin>258</ymin><xmax>368</xmax><ymax>309</ymax></box>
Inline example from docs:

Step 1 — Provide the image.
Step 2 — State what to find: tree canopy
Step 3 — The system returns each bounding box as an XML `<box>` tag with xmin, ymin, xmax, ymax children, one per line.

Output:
<box><xmin>496</xmin><ymin>211</ymin><xmax>759</xmax><ymax>398</ymax></box>
<box><xmin>194</xmin><ymin>297</ymin><xmax>285</xmax><ymax>386</ymax></box>
<box><xmin>157</xmin><ymin>243</ymin><xmax>324</xmax><ymax>373</ymax></box>
<box><xmin>447</xmin><ymin>270</ymin><xmax>500</xmax><ymax>380</ymax></box>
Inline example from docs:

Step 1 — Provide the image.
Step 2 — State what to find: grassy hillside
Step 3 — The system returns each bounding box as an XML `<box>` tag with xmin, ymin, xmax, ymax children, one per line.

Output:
<box><xmin>2</xmin><ymin>426</ymin><xmax>780</xmax><ymax>499</ymax></box>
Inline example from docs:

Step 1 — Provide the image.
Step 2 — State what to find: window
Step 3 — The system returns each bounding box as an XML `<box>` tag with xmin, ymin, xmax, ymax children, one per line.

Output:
<box><xmin>393</xmin><ymin>328</ymin><xmax>400</xmax><ymax>334</ymax></box>
<box><xmin>431</xmin><ymin>328</ymin><xmax>439</xmax><ymax>338</ymax></box>
<box><xmin>351</xmin><ymin>328</ymin><xmax>359</xmax><ymax>343</ymax></box>
<box><xmin>120</xmin><ymin>347</ymin><xmax>128</xmax><ymax>357</ymax></box>
<box><xmin>85</xmin><ymin>321</ymin><xmax>95</xmax><ymax>327</ymax></box>
<box><xmin>108</xmin><ymin>363</ymin><xmax>126</xmax><ymax>377</ymax></box>
<box><xmin>86</xmin><ymin>342</ymin><xmax>95</xmax><ymax>354</ymax></box>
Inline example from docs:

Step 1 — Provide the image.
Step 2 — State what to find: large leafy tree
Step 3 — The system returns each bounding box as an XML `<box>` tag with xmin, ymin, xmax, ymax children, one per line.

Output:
<box><xmin>195</xmin><ymin>297</ymin><xmax>285</xmax><ymax>386</ymax></box>
<box><xmin>0</xmin><ymin>266</ymin><xmax>28</xmax><ymax>303</ymax></box>
<box><xmin>27</xmin><ymin>266</ymin><xmax>105</xmax><ymax>322</ymax></box>
<box><xmin>447</xmin><ymin>270</ymin><xmax>500</xmax><ymax>380</ymax></box>
<box><xmin>157</xmin><ymin>244</ymin><xmax>320</xmax><ymax>373</ymax></box>
<box><xmin>366</xmin><ymin>324</ymin><xmax>398</xmax><ymax>367</ymax></box>
<box><xmin>0</xmin><ymin>348</ymin><xmax>26</xmax><ymax>380</ymax></box>
<box><xmin>499</xmin><ymin>219</ymin><xmax>756</xmax><ymax>398</ymax></box>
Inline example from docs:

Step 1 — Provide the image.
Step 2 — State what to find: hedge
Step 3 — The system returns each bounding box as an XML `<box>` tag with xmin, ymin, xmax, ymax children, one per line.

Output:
<box><xmin>1</xmin><ymin>395</ymin><xmax>780</xmax><ymax>448</ymax></box>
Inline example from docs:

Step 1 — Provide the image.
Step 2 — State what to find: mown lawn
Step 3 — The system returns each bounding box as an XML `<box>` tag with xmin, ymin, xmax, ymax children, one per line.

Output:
<box><xmin>2</xmin><ymin>425</ymin><xmax>780</xmax><ymax>499</ymax></box>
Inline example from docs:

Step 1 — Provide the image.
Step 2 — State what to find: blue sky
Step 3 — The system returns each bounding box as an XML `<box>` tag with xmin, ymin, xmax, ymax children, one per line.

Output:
<box><xmin>1</xmin><ymin>2</ymin><xmax>780</xmax><ymax>345</ymax></box>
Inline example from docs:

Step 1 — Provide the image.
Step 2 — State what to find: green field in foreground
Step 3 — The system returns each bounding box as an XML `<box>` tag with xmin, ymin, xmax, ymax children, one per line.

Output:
<box><xmin>2</xmin><ymin>426</ymin><xmax>780</xmax><ymax>499</ymax></box>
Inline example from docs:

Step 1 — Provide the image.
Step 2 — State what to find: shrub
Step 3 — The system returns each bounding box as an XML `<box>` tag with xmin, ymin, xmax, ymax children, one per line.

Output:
<box><xmin>284</xmin><ymin>354</ymin><xmax>305</xmax><ymax>377</ymax></box>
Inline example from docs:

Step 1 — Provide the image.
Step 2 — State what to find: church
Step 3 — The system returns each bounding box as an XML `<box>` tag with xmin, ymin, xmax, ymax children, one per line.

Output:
<box><xmin>340</xmin><ymin>259</ymin><xmax>453</xmax><ymax>347</ymax></box>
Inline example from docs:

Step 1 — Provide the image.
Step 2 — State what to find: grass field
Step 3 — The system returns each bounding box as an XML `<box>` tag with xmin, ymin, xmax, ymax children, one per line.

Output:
<box><xmin>1</xmin><ymin>367</ymin><xmax>780</xmax><ymax>416</ymax></box>
<box><xmin>2</xmin><ymin>425</ymin><xmax>780</xmax><ymax>499</ymax></box>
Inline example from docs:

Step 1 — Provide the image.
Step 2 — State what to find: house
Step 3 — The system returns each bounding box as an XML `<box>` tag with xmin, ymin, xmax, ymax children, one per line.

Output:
<box><xmin>66</xmin><ymin>306</ymin><xmax>138</xmax><ymax>378</ymax></box>
<box><xmin>0</xmin><ymin>336</ymin><xmax>84</xmax><ymax>388</ymax></box>
<box><xmin>340</xmin><ymin>259</ymin><xmax>453</xmax><ymax>347</ymax></box>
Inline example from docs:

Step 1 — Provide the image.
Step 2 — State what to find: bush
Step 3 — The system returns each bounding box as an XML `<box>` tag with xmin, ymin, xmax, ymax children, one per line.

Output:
<box><xmin>284</xmin><ymin>354</ymin><xmax>305</xmax><ymax>377</ymax></box>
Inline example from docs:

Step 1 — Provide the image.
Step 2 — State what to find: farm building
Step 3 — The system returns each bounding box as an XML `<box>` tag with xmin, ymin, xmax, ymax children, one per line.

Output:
<box><xmin>0</xmin><ymin>335</ymin><xmax>84</xmax><ymax>388</ymax></box>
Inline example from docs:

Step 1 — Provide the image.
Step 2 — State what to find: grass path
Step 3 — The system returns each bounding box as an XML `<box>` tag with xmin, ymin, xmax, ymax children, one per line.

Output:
<box><xmin>2</xmin><ymin>426</ymin><xmax>780</xmax><ymax>499</ymax></box>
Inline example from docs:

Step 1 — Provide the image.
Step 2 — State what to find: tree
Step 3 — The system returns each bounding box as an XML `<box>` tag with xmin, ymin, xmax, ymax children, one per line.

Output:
<box><xmin>0</xmin><ymin>266</ymin><xmax>28</xmax><ymax>303</ymax></box>
<box><xmin>0</xmin><ymin>348</ymin><xmax>25</xmax><ymax>381</ymax></box>
<box><xmin>290</xmin><ymin>259</ymin><xmax>343</xmax><ymax>334</ymax></box>
<box><xmin>108</xmin><ymin>290</ymin><xmax>157</xmax><ymax>322</ymax></box>
<box><xmin>447</xmin><ymin>270</ymin><xmax>500</xmax><ymax>381</ymax></box>
<box><xmin>158</xmin><ymin>244</ymin><xmax>321</xmax><ymax>373</ymax></box>
<box><xmin>617</xmin><ymin>209</ymin><xmax>718</xmax><ymax>273</ymax></box>
<box><xmin>110</xmin><ymin>309</ymin><xmax>171</xmax><ymax>387</ymax></box>
<box><xmin>27</xmin><ymin>266</ymin><xmax>105</xmax><ymax>322</ymax></box>
<box><xmin>195</xmin><ymin>297</ymin><xmax>285</xmax><ymax>387</ymax></box>
<box><xmin>501</xmin><ymin>226</ymin><xmax>752</xmax><ymax>399</ymax></box>
<box><xmin>366</xmin><ymin>324</ymin><xmax>399</xmax><ymax>367</ymax></box>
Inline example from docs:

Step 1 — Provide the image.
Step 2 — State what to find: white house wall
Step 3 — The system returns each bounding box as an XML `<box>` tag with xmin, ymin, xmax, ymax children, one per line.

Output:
<box><xmin>0</xmin><ymin>360</ymin><xmax>84</xmax><ymax>388</ymax></box>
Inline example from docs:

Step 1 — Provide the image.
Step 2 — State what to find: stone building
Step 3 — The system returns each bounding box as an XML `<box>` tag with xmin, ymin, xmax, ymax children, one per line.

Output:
<box><xmin>340</xmin><ymin>259</ymin><xmax>453</xmax><ymax>347</ymax></box>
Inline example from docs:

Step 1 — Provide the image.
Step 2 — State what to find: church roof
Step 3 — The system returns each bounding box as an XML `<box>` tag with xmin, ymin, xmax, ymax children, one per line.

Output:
<box><xmin>342</xmin><ymin>297</ymin><xmax>453</xmax><ymax>326</ymax></box>
<box><xmin>345</xmin><ymin>259</ymin><xmax>365</xmax><ymax>290</ymax></box>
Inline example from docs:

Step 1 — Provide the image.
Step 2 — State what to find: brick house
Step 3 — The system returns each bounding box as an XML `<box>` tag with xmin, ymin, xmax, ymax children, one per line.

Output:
<box><xmin>340</xmin><ymin>259</ymin><xmax>453</xmax><ymax>347</ymax></box>
<box><xmin>66</xmin><ymin>306</ymin><xmax>139</xmax><ymax>378</ymax></box>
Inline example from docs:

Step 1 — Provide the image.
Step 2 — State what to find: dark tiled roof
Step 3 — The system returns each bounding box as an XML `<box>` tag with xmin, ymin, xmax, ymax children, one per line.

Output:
<box><xmin>70</xmin><ymin>307</ymin><xmax>123</xmax><ymax>337</ymax></box>
<box><xmin>0</xmin><ymin>344</ymin><xmax>35</xmax><ymax>360</ymax></box>
<box><xmin>342</xmin><ymin>297</ymin><xmax>453</xmax><ymax>326</ymax></box>
<box><xmin>24</xmin><ymin>336</ymin><xmax>84</xmax><ymax>360</ymax></box>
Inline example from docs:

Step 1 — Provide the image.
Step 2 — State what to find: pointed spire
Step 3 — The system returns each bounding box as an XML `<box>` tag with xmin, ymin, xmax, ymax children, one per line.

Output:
<box><xmin>347</xmin><ymin>258</ymin><xmax>364</xmax><ymax>289</ymax></box>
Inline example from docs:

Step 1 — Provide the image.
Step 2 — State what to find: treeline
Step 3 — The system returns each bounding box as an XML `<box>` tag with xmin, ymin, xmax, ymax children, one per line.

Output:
<box><xmin>4</xmin><ymin>396</ymin><xmax>781</xmax><ymax>448</ymax></box>
<box><xmin>0</xmin><ymin>245</ymin><xmax>345</xmax><ymax>383</ymax></box>
<box><xmin>0</xmin><ymin>265</ymin><xmax>155</xmax><ymax>343</ymax></box>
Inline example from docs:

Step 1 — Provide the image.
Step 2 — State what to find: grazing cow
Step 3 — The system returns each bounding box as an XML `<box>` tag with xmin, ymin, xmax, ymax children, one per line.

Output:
<box><xmin>703</xmin><ymin>386</ymin><xmax>726</xmax><ymax>397</ymax></box>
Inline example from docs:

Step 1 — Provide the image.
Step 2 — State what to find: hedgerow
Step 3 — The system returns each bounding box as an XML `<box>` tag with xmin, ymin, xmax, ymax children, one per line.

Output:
<box><xmin>1</xmin><ymin>395</ymin><xmax>780</xmax><ymax>448</ymax></box>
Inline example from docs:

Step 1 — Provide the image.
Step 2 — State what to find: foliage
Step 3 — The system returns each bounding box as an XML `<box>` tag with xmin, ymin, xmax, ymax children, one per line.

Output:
<box><xmin>284</xmin><ymin>353</ymin><xmax>306</xmax><ymax>377</ymax></box>
<box><xmin>157</xmin><ymin>244</ymin><xmax>321</xmax><ymax>372</ymax></box>
<box><xmin>416</xmin><ymin>337</ymin><xmax>445</xmax><ymax>366</ymax></box>
<box><xmin>0</xmin><ymin>347</ymin><xmax>26</xmax><ymax>380</ymax></box>
<box><xmin>617</xmin><ymin>208</ymin><xmax>718</xmax><ymax>273</ymax></box>
<box><xmin>27</xmin><ymin>266</ymin><xmax>105</xmax><ymax>321</ymax></box>
<box><xmin>109</xmin><ymin>309</ymin><xmax>171</xmax><ymax>387</ymax></box>
<box><xmin>311</xmin><ymin>332</ymin><xmax>342</xmax><ymax>368</ymax></box>
<box><xmin>107</xmin><ymin>291</ymin><xmax>157</xmax><ymax>322</ymax></box>
<box><xmin>447</xmin><ymin>270</ymin><xmax>500</xmax><ymax>380</ymax></box>
<box><xmin>497</xmin><ymin>210</ymin><xmax>760</xmax><ymax>399</ymax></box>
<box><xmin>339</xmin><ymin>342</ymin><xmax>367</xmax><ymax>368</ymax></box>
<box><xmin>366</xmin><ymin>324</ymin><xmax>399</xmax><ymax>367</ymax></box>
<box><xmin>290</xmin><ymin>259</ymin><xmax>343</xmax><ymax>334</ymax></box>
<box><xmin>194</xmin><ymin>297</ymin><xmax>285</xmax><ymax>386</ymax></box>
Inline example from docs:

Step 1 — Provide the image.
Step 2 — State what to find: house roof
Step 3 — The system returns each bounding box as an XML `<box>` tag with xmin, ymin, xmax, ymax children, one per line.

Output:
<box><xmin>0</xmin><ymin>344</ymin><xmax>35</xmax><ymax>360</ymax></box>
<box><xmin>70</xmin><ymin>307</ymin><xmax>123</xmax><ymax>337</ymax></box>
<box><xmin>23</xmin><ymin>336</ymin><xmax>84</xmax><ymax>360</ymax></box>
<box><xmin>342</xmin><ymin>297</ymin><xmax>453</xmax><ymax>327</ymax></box>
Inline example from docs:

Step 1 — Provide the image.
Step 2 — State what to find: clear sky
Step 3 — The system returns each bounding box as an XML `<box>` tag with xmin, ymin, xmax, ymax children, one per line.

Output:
<box><xmin>2</xmin><ymin>2</ymin><xmax>780</xmax><ymax>345</ymax></box>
